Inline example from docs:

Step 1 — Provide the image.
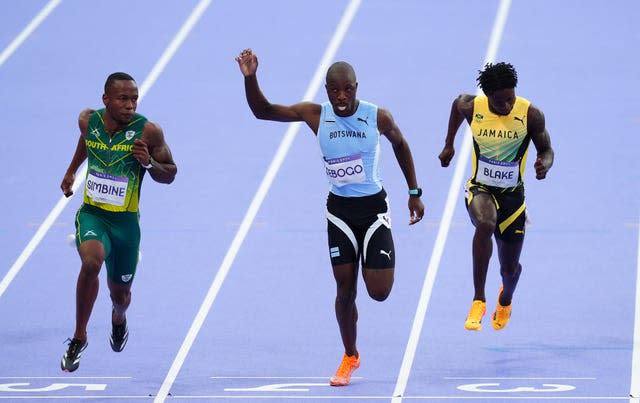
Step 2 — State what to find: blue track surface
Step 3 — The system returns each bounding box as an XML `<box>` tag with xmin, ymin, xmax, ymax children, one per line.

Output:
<box><xmin>1</xmin><ymin>1</ymin><xmax>639</xmax><ymax>401</ymax></box>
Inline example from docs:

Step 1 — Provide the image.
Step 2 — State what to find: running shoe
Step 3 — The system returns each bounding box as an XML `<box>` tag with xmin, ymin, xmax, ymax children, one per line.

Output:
<box><xmin>110</xmin><ymin>318</ymin><xmax>129</xmax><ymax>352</ymax></box>
<box><xmin>61</xmin><ymin>338</ymin><xmax>88</xmax><ymax>372</ymax></box>
<box><xmin>329</xmin><ymin>353</ymin><xmax>360</xmax><ymax>386</ymax></box>
<box><xmin>492</xmin><ymin>287</ymin><xmax>512</xmax><ymax>330</ymax></box>
<box><xmin>464</xmin><ymin>300</ymin><xmax>486</xmax><ymax>331</ymax></box>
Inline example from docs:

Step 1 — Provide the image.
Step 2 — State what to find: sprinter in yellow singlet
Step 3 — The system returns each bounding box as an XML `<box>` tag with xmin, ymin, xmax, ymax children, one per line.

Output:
<box><xmin>439</xmin><ymin>62</ymin><xmax>554</xmax><ymax>332</ymax></box>
<box><xmin>59</xmin><ymin>72</ymin><xmax>177</xmax><ymax>372</ymax></box>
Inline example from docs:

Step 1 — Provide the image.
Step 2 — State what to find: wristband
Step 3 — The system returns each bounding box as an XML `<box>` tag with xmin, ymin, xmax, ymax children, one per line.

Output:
<box><xmin>408</xmin><ymin>187</ymin><xmax>422</xmax><ymax>197</ymax></box>
<box><xmin>142</xmin><ymin>157</ymin><xmax>154</xmax><ymax>169</ymax></box>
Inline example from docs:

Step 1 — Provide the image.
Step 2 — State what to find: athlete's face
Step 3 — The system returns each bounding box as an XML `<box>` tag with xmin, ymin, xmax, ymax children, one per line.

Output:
<box><xmin>325</xmin><ymin>73</ymin><xmax>358</xmax><ymax>117</ymax></box>
<box><xmin>103</xmin><ymin>79</ymin><xmax>138</xmax><ymax>125</ymax></box>
<box><xmin>486</xmin><ymin>88</ymin><xmax>516</xmax><ymax>116</ymax></box>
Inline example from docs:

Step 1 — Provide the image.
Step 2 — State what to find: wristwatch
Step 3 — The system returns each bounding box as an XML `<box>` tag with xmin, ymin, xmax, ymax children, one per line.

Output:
<box><xmin>408</xmin><ymin>187</ymin><xmax>422</xmax><ymax>197</ymax></box>
<box><xmin>142</xmin><ymin>157</ymin><xmax>154</xmax><ymax>169</ymax></box>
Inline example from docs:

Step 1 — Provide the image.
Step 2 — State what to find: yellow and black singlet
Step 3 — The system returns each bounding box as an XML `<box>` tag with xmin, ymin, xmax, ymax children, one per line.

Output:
<box><xmin>82</xmin><ymin>109</ymin><xmax>148</xmax><ymax>212</ymax></box>
<box><xmin>469</xmin><ymin>95</ymin><xmax>531</xmax><ymax>191</ymax></box>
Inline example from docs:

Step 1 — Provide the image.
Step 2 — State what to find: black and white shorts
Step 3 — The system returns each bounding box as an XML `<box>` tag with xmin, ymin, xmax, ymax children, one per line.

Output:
<box><xmin>326</xmin><ymin>189</ymin><xmax>395</xmax><ymax>269</ymax></box>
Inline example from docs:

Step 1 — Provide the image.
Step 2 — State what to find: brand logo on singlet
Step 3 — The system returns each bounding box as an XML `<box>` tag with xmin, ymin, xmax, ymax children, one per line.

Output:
<box><xmin>357</xmin><ymin>116</ymin><xmax>369</xmax><ymax>126</ymax></box>
<box><xmin>83</xmin><ymin>230</ymin><xmax>97</xmax><ymax>237</ymax></box>
<box><xmin>514</xmin><ymin>116</ymin><xmax>525</xmax><ymax>125</ymax></box>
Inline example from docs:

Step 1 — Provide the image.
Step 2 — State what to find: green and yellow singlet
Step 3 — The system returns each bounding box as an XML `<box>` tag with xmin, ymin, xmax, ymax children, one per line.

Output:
<box><xmin>83</xmin><ymin>109</ymin><xmax>148</xmax><ymax>212</ymax></box>
<box><xmin>469</xmin><ymin>95</ymin><xmax>531</xmax><ymax>190</ymax></box>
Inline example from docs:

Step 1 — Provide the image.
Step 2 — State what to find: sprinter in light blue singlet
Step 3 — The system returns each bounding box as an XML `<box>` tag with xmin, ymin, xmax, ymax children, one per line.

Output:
<box><xmin>237</xmin><ymin>48</ymin><xmax>425</xmax><ymax>387</ymax></box>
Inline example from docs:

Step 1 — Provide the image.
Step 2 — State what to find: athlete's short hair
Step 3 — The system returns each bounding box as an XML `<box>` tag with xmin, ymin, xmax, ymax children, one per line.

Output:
<box><xmin>326</xmin><ymin>61</ymin><xmax>356</xmax><ymax>83</ymax></box>
<box><xmin>476</xmin><ymin>62</ymin><xmax>517</xmax><ymax>94</ymax></box>
<box><xmin>104</xmin><ymin>72</ymin><xmax>135</xmax><ymax>94</ymax></box>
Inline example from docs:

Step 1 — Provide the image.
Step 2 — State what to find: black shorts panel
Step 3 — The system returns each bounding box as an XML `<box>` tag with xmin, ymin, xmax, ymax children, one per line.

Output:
<box><xmin>465</xmin><ymin>182</ymin><xmax>526</xmax><ymax>242</ymax></box>
<box><xmin>326</xmin><ymin>189</ymin><xmax>395</xmax><ymax>269</ymax></box>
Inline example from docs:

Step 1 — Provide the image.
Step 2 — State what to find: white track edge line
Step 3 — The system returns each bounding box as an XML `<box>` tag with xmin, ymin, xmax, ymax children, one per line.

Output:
<box><xmin>0</xmin><ymin>0</ymin><xmax>62</xmax><ymax>67</ymax></box>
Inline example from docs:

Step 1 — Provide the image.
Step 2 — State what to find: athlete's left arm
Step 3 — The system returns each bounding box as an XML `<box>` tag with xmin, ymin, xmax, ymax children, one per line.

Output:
<box><xmin>528</xmin><ymin>104</ymin><xmax>554</xmax><ymax>180</ymax></box>
<box><xmin>134</xmin><ymin>121</ymin><xmax>177</xmax><ymax>184</ymax></box>
<box><xmin>378</xmin><ymin>107</ymin><xmax>424</xmax><ymax>224</ymax></box>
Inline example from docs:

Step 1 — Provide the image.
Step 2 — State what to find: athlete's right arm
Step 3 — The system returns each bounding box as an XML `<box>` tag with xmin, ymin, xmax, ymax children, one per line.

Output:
<box><xmin>236</xmin><ymin>48</ymin><xmax>320</xmax><ymax>133</ymax></box>
<box><xmin>438</xmin><ymin>94</ymin><xmax>474</xmax><ymax>167</ymax></box>
<box><xmin>60</xmin><ymin>109</ymin><xmax>93</xmax><ymax>197</ymax></box>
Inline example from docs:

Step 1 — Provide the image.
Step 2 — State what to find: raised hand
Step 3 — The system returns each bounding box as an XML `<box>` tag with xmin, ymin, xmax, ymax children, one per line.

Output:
<box><xmin>236</xmin><ymin>48</ymin><xmax>258</xmax><ymax>77</ymax></box>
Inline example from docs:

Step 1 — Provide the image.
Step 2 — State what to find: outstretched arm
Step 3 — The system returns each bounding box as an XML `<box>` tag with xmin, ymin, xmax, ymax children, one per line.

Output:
<box><xmin>60</xmin><ymin>108</ymin><xmax>93</xmax><ymax>197</ymax></box>
<box><xmin>235</xmin><ymin>48</ymin><xmax>320</xmax><ymax>133</ymax></box>
<box><xmin>135</xmin><ymin>122</ymin><xmax>177</xmax><ymax>184</ymax></box>
<box><xmin>438</xmin><ymin>94</ymin><xmax>474</xmax><ymax>167</ymax></box>
<box><xmin>378</xmin><ymin>108</ymin><xmax>424</xmax><ymax>225</ymax></box>
<box><xmin>527</xmin><ymin>104</ymin><xmax>554</xmax><ymax>180</ymax></box>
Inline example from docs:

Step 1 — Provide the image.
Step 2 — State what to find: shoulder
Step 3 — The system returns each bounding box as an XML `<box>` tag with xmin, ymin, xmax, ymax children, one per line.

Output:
<box><xmin>455</xmin><ymin>93</ymin><xmax>476</xmax><ymax>117</ymax></box>
<box><xmin>456</xmin><ymin>93</ymin><xmax>476</xmax><ymax>108</ymax></box>
<box><xmin>78</xmin><ymin>108</ymin><xmax>96</xmax><ymax>133</ymax></box>
<box><xmin>527</xmin><ymin>102</ymin><xmax>545</xmax><ymax>123</ymax></box>
<box><xmin>374</xmin><ymin>105</ymin><xmax>401</xmax><ymax>135</ymax></box>
<box><xmin>143</xmin><ymin>120</ymin><xmax>164</xmax><ymax>136</ymax></box>
<box><xmin>376</xmin><ymin>105</ymin><xmax>393</xmax><ymax>126</ymax></box>
<box><xmin>78</xmin><ymin>108</ymin><xmax>96</xmax><ymax>124</ymax></box>
<box><xmin>526</xmin><ymin>103</ymin><xmax>545</xmax><ymax>132</ymax></box>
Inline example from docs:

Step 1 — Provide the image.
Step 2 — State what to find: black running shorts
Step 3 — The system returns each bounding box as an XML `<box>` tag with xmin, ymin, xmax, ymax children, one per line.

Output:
<box><xmin>326</xmin><ymin>189</ymin><xmax>395</xmax><ymax>269</ymax></box>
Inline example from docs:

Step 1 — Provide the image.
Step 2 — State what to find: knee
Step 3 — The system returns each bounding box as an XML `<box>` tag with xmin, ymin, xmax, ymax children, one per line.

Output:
<box><xmin>474</xmin><ymin>218</ymin><xmax>496</xmax><ymax>237</ymax></box>
<box><xmin>79</xmin><ymin>256</ymin><xmax>102</xmax><ymax>278</ymax></box>
<box><xmin>366</xmin><ymin>282</ymin><xmax>392</xmax><ymax>302</ymax></box>
<box><xmin>501</xmin><ymin>263</ymin><xmax>522</xmax><ymax>277</ymax></box>
<box><xmin>110</xmin><ymin>289</ymin><xmax>131</xmax><ymax>307</ymax></box>
<box><xmin>336</xmin><ymin>288</ymin><xmax>357</xmax><ymax>306</ymax></box>
<box><xmin>367</xmin><ymin>288</ymin><xmax>390</xmax><ymax>302</ymax></box>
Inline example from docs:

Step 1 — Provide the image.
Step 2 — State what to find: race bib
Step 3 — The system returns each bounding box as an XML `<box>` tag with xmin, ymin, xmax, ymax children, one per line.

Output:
<box><xmin>86</xmin><ymin>170</ymin><xmax>129</xmax><ymax>206</ymax></box>
<box><xmin>323</xmin><ymin>154</ymin><xmax>366</xmax><ymax>187</ymax></box>
<box><xmin>476</xmin><ymin>156</ymin><xmax>519</xmax><ymax>188</ymax></box>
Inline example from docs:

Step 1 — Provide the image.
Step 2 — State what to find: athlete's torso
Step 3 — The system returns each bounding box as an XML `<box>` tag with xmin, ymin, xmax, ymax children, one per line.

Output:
<box><xmin>83</xmin><ymin>109</ymin><xmax>148</xmax><ymax>212</ymax></box>
<box><xmin>317</xmin><ymin>100</ymin><xmax>382</xmax><ymax>197</ymax></box>
<box><xmin>469</xmin><ymin>95</ymin><xmax>531</xmax><ymax>189</ymax></box>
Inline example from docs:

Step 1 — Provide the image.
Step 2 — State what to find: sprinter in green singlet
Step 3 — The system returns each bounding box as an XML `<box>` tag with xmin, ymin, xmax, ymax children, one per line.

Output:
<box><xmin>59</xmin><ymin>72</ymin><xmax>177</xmax><ymax>372</ymax></box>
<box><xmin>439</xmin><ymin>62</ymin><xmax>554</xmax><ymax>332</ymax></box>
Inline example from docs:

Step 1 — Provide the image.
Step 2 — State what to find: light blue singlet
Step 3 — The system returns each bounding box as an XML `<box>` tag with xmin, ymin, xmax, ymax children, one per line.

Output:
<box><xmin>317</xmin><ymin>100</ymin><xmax>382</xmax><ymax>197</ymax></box>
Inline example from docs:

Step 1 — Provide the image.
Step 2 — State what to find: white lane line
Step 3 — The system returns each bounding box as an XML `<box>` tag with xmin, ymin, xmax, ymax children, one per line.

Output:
<box><xmin>0</xmin><ymin>396</ymin><xmax>628</xmax><ymax>401</ymax></box>
<box><xmin>152</xmin><ymin>1</ymin><xmax>362</xmax><ymax>401</ymax></box>
<box><xmin>390</xmin><ymin>1</ymin><xmax>512</xmax><ymax>401</ymax></box>
<box><xmin>631</xmin><ymin>213</ymin><xmax>640</xmax><ymax>400</ymax></box>
<box><xmin>0</xmin><ymin>0</ymin><xmax>62</xmax><ymax>67</ymax></box>
<box><xmin>0</xmin><ymin>0</ymin><xmax>211</xmax><ymax>300</ymax></box>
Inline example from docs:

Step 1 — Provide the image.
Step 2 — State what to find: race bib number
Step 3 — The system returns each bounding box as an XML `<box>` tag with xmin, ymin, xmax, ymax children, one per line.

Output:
<box><xmin>86</xmin><ymin>170</ymin><xmax>129</xmax><ymax>206</ymax></box>
<box><xmin>476</xmin><ymin>156</ymin><xmax>519</xmax><ymax>188</ymax></box>
<box><xmin>324</xmin><ymin>154</ymin><xmax>366</xmax><ymax>187</ymax></box>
